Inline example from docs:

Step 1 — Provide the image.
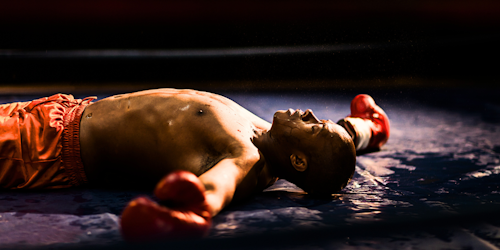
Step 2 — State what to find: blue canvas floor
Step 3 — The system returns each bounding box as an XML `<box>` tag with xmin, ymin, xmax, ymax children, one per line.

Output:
<box><xmin>0</xmin><ymin>86</ymin><xmax>499</xmax><ymax>249</ymax></box>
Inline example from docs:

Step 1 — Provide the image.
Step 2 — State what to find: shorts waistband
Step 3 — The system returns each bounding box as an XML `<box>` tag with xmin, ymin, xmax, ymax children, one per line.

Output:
<box><xmin>62</xmin><ymin>97</ymin><xmax>95</xmax><ymax>187</ymax></box>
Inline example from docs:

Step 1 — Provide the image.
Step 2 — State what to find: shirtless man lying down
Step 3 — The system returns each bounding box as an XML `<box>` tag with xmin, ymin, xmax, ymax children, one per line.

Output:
<box><xmin>0</xmin><ymin>88</ymin><xmax>389</xmax><ymax>241</ymax></box>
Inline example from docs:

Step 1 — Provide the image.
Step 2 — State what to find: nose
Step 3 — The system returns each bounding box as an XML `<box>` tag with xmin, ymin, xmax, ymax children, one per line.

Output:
<box><xmin>301</xmin><ymin>109</ymin><xmax>320</xmax><ymax>123</ymax></box>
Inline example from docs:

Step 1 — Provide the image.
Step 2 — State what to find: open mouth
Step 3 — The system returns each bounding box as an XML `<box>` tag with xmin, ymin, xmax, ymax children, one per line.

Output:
<box><xmin>300</xmin><ymin>109</ymin><xmax>319</xmax><ymax>122</ymax></box>
<box><xmin>301</xmin><ymin>109</ymin><xmax>311</xmax><ymax>119</ymax></box>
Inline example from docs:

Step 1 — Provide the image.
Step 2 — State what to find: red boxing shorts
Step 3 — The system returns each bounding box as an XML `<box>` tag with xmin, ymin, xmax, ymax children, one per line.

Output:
<box><xmin>0</xmin><ymin>94</ymin><xmax>96</xmax><ymax>189</ymax></box>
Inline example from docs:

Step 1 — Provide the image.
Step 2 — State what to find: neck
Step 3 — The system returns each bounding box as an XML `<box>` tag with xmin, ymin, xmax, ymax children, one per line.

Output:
<box><xmin>251</xmin><ymin>127</ymin><xmax>270</xmax><ymax>149</ymax></box>
<box><xmin>251</xmin><ymin>129</ymin><xmax>287</xmax><ymax>178</ymax></box>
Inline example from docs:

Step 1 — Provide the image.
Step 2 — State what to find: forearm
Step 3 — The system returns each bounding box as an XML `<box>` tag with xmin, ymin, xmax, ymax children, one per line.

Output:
<box><xmin>198</xmin><ymin>159</ymin><xmax>243</xmax><ymax>216</ymax></box>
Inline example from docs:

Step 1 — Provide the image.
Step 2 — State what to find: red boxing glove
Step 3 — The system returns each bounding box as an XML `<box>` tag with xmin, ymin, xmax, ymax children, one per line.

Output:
<box><xmin>340</xmin><ymin>94</ymin><xmax>390</xmax><ymax>151</ymax></box>
<box><xmin>120</xmin><ymin>171</ymin><xmax>212</xmax><ymax>242</ymax></box>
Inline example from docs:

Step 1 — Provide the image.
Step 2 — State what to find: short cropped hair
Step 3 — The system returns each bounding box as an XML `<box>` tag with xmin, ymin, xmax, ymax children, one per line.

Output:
<box><xmin>292</xmin><ymin>128</ymin><xmax>356</xmax><ymax>196</ymax></box>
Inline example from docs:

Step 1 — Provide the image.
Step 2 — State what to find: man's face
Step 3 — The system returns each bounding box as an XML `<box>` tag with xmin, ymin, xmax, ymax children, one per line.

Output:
<box><xmin>270</xmin><ymin>109</ymin><xmax>335</xmax><ymax>150</ymax></box>
<box><xmin>268</xmin><ymin>109</ymin><xmax>356</xmax><ymax>195</ymax></box>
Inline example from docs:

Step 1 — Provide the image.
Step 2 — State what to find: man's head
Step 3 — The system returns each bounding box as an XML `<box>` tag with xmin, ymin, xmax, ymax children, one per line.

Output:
<box><xmin>267</xmin><ymin>109</ymin><xmax>356</xmax><ymax>195</ymax></box>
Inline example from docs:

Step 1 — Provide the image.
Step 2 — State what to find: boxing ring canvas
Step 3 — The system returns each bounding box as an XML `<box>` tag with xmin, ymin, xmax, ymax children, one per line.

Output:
<box><xmin>0</xmin><ymin>86</ymin><xmax>499</xmax><ymax>250</ymax></box>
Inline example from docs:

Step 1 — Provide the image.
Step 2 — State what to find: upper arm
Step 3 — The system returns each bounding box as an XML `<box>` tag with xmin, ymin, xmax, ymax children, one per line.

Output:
<box><xmin>197</xmin><ymin>152</ymin><xmax>259</xmax><ymax>216</ymax></box>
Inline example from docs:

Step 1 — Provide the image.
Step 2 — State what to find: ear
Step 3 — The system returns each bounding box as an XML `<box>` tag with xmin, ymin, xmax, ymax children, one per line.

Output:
<box><xmin>290</xmin><ymin>153</ymin><xmax>308</xmax><ymax>172</ymax></box>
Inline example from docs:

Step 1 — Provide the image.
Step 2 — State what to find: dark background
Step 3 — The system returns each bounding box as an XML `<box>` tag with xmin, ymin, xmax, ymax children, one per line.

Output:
<box><xmin>1</xmin><ymin>0</ymin><xmax>499</xmax><ymax>87</ymax></box>
<box><xmin>1</xmin><ymin>2</ymin><xmax>500</xmax><ymax>249</ymax></box>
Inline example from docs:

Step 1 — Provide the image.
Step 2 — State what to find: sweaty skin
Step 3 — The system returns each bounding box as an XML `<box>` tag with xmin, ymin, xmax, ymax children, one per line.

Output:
<box><xmin>0</xmin><ymin>88</ymin><xmax>370</xmax><ymax>241</ymax></box>
<box><xmin>79</xmin><ymin>88</ymin><xmax>276</xmax><ymax>216</ymax></box>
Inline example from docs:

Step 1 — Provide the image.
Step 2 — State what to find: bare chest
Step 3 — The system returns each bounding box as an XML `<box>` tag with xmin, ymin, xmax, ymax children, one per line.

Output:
<box><xmin>80</xmin><ymin>96</ymin><xmax>259</xmax><ymax>185</ymax></box>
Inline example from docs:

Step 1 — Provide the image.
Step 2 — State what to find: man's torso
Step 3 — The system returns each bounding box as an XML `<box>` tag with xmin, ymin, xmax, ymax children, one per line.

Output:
<box><xmin>79</xmin><ymin>89</ymin><xmax>273</xmax><ymax>190</ymax></box>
